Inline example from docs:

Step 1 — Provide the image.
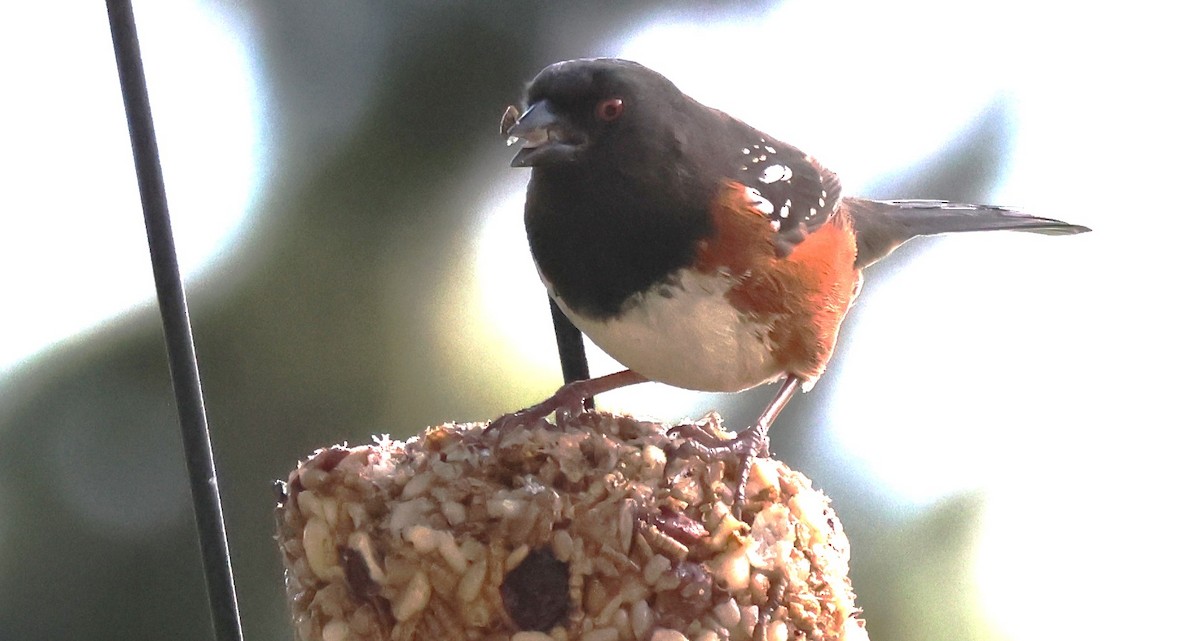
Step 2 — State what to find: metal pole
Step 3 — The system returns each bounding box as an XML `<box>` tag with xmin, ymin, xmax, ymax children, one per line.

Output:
<box><xmin>548</xmin><ymin>299</ymin><xmax>593</xmax><ymax>408</ymax></box>
<box><xmin>104</xmin><ymin>2</ymin><xmax>243</xmax><ymax>640</ymax></box>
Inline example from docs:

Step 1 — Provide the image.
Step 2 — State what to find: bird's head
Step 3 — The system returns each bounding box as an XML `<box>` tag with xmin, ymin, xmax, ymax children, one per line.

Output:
<box><xmin>502</xmin><ymin>58</ymin><xmax>691</xmax><ymax>169</ymax></box>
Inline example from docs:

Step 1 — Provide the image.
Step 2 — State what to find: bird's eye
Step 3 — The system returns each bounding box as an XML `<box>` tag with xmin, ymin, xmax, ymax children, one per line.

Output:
<box><xmin>595</xmin><ymin>98</ymin><xmax>624</xmax><ymax>122</ymax></box>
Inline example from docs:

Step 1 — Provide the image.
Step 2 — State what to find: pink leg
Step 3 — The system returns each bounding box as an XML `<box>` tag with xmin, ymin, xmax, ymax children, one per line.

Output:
<box><xmin>488</xmin><ymin>369</ymin><xmax>649</xmax><ymax>433</ymax></box>
<box><xmin>675</xmin><ymin>375</ymin><xmax>802</xmax><ymax>519</ymax></box>
<box><xmin>753</xmin><ymin>574</ymin><xmax>789</xmax><ymax>641</ymax></box>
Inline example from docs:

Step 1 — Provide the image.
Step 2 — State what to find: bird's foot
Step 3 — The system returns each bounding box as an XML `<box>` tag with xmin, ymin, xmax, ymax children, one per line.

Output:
<box><xmin>486</xmin><ymin>369</ymin><xmax>650</xmax><ymax>436</ymax></box>
<box><xmin>667</xmin><ymin>413</ymin><xmax>736</xmax><ymax>449</ymax></box>
<box><xmin>485</xmin><ymin>381</ymin><xmax>591</xmax><ymax>435</ymax></box>
<box><xmin>671</xmin><ymin>421</ymin><xmax>770</xmax><ymax>521</ymax></box>
<box><xmin>752</xmin><ymin>573</ymin><xmax>788</xmax><ymax>641</ymax></box>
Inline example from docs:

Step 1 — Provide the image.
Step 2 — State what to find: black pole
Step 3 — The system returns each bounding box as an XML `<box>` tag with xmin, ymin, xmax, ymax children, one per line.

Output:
<box><xmin>548</xmin><ymin>298</ymin><xmax>593</xmax><ymax>408</ymax></box>
<box><xmin>104</xmin><ymin>2</ymin><xmax>243</xmax><ymax>640</ymax></box>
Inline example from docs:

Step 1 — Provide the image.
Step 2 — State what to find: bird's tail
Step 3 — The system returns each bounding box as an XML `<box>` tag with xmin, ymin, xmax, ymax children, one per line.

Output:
<box><xmin>847</xmin><ymin>198</ymin><xmax>1090</xmax><ymax>268</ymax></box>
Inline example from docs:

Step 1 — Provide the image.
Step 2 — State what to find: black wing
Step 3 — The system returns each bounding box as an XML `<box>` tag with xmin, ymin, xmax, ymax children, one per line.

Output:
<box><xmin>729</xmin><ymin>134</ymin><xmax>843</xmax><ymax>257</ymax></box>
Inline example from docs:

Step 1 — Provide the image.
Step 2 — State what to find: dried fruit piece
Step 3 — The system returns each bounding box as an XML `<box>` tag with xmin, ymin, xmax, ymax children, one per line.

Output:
<box><xmin>501</xmin><ymin>548</ymin><xmax>570</xmax><ymax>632</ymax></box>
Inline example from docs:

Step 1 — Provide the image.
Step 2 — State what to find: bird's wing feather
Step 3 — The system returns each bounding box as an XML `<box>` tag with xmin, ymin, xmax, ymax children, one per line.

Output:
<box><xmin>727</xmin><ymin>136</ymin><xmax>843</xmax><ymax>258</ymax></box>
<box><xmin>846</xmin><ymin>198</ymin><xmax>1092</xmax><ymax>268</ymax></box>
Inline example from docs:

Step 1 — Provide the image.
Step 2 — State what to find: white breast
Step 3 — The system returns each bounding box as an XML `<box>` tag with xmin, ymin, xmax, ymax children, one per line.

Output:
<box><xmin>549</xmin><ymin>269</ymin><xmax>784</xmax><ymax>393</ymax></box>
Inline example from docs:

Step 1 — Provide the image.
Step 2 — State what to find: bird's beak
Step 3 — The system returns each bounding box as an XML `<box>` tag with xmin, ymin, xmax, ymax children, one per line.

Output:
<box><xmin>502</xmin><ymin>101</ymin><xmax>582</xmax><ymax>167</ymax></box>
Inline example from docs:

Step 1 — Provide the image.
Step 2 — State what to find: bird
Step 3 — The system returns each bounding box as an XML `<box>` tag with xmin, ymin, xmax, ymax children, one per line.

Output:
<box><xmin>494</xmin><ymin>58</ymin><xmax>1089</xmax><ymax>514</ymax></box>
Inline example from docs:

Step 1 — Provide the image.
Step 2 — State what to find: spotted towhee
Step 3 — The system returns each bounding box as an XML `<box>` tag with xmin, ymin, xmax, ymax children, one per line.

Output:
<box><xmin>495</xmin><ymin>58</ymin><xmax>1089</xmax><ymax>512</ymax></box>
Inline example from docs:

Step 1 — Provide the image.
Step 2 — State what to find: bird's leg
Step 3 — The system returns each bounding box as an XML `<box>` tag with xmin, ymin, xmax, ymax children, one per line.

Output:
<box><xmin>672</xmin><ymin>376</ymin><xmax>802</xmax><ymax>520</ymax></box>
<box><xmin>753</xmin><ymin>572</ymin><xmax>789</xmax><ymax>641</ymax></box>
<box><xmin>487</xmin><ymin>369</ymin><xmax>649</xmax><ymax>433</ymax></box>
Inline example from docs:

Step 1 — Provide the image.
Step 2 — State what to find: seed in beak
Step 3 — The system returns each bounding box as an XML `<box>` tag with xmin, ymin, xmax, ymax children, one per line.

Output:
<box><xmin>500</xmin><ymin>105</ymin><xmax>520</xmax><ymax>137</ymax></box>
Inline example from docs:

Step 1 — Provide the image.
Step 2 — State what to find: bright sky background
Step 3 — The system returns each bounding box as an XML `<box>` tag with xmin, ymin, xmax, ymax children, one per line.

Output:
<box><xmin>0</xmin><ymin>1</ymin><xmax>263</xmax><ymax>376</ymax></box>
<box><xmin>2</xmin><ymin>2</ymin><xmax>1195</xmax><ymax>639</ymax></box>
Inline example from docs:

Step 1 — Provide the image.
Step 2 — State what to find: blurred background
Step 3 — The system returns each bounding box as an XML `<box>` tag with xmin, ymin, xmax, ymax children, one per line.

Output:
<box><xmin>1</xmin><ymin>1</ymin><xmax>1197</xmax><ymax>639</ymax></box>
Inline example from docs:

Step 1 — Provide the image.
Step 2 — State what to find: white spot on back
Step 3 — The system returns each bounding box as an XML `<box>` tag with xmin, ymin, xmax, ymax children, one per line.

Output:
<box><xmin>760</xmin><ymin>164</ymin><xmax>793</xmax><ymax>184</ymax></box>
<box><xmin>744</xmin><ymin>186</ymin><xmax>774</xmax><ymax>215</ymax></box>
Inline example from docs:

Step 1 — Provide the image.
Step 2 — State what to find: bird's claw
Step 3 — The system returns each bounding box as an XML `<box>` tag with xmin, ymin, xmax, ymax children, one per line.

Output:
<box><xmin>671</xmin><ymin>423</ymin><xmax>770</xmax><ymax>521</ymax></box>
<box><xmin>671</xmin><ymin>422</ymin><xmax>769</xmax><ymax>461</ymax></box>
<box><xmin>485</xmin><ymin>407</ymin><xmax>547</xmax><ymax>435</ymax></box>
<box><xmin>752</xmin><ymin>573</ymin><xmax>788</xmax><ymax>641</ymax></box>
<box><xmin>485</xmin><ymin>380</ymin><xmax>594</xmax><ymax>436</ymax></box>
<box><xmin>553</xmin><ymin>399</ymin><xmax>586</xmax><ymax>426</ymax></box>
<box><xmin>668</xmin><ymin>414</ymin><xmax>735</xmax><ymax>450</ymax></box>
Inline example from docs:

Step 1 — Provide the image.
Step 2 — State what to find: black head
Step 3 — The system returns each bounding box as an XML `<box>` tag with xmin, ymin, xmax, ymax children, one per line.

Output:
<box><xmin>504</xmin><ymin>59</ymin><xmax>730</xmax><ymax>318</ymax></box>
<box><xmin>504</xmin><ymin>58</ymin><xmax>691</xmax><ymax>168</ymax></box>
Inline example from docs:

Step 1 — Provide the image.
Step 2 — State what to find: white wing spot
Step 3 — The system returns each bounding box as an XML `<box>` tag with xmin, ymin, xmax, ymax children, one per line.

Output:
<box><xmin>759</xmin><ymin>164</ymin><xmax>793</xmax><ymax>184</ymax></box>
<box><xmin>809</xmin><ymin>207</ymin><xmax>817</xmax><ymax>217</ymax></box>
<box><xmin>764</xmin><ymin>145</ymin><xmax>776</xmax><ymax>153</ymax></box>
<box><xmin>744</xmin><ymin>186</ymin><xmax>774</xmax><ymax>215</ymax></box>
<box><xmin>770</xmin><ymin>220</ymin><xmax>781</xmax><ymax>231</ymax></box>
<box><xmin>818</xmin><ymin>197</ymin><xmax>825</xmax><ymax>208</ymax></box>
<box><xmin>780</xmin><ymin>204</ymin><xmax>790</xmax><ymax>219</ymax></box>
<box><xmin>742</xmin><ymin>148</ymin><xmax>750</xmax><ymax>155</ymax></box>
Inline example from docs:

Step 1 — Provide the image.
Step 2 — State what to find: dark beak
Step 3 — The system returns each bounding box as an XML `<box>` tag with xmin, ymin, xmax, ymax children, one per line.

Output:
<box><xmin>503</xmin><ymin>100</ymin><xmax>583</xmax><ymax>167</ymax></box>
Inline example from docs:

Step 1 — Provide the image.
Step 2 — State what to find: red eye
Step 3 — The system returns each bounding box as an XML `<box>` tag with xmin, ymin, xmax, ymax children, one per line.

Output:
<box><xmin>595</xmin><ymin>98</ymin><xmax>624</xmax><ymax>122</ymax></box>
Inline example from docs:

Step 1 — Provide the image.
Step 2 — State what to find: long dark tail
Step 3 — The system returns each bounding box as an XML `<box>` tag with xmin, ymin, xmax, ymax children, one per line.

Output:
<box><xmin>847</xmin><ymin>197</ymin><xmax>1091</xmax><ymax>268</ymax></box>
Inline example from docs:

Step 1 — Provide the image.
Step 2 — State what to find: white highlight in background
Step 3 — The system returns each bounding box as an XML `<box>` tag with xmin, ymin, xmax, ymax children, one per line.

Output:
<box><xmin>0</xmin><ymin>2</ymin><xmax>263</xmax><ymax>376</ymax></box>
